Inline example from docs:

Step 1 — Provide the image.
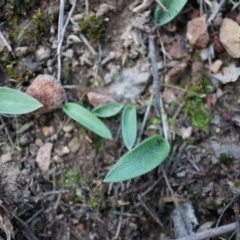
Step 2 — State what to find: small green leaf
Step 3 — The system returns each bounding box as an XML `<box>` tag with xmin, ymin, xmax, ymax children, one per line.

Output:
<box><xmin>0</xmin><ymin>87</ymin><xmax>43</xmax><ymax>115</ymax></box>
<box><xmin>63</xmin><ymin>103</ymin><xmax>112</xmax><ymax>139</ymax></box>
<box><xmin>154</xmin><ymin>0</ymin><xmax>188</xmax><ymax>26</ymax></box>
<box><xmin>103</xmin><ymin>135</ymin><xmax>170</xmax><ymax>182</ymax></box>
<box><xmin>92</xmin><ymin>103</ymin><xmax>124</xmax><ymax>118</ymax></box>
<box><xmin>122</xmin><ymin>104</ymin><xmax>137</xmax><ymax>150</ymax></box>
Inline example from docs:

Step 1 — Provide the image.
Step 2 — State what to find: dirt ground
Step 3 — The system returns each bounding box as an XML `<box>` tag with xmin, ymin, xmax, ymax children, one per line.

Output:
<box><xmin>0</xmin><ymin>0</ymin><xmax>240</xmax><ymax>239</ymax></box>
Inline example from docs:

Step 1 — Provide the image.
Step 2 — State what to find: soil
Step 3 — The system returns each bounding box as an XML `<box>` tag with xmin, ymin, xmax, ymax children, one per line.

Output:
<box><xmin>0</xmin><ymin>1</ymin><xmax>240</xmax><ymax>240</ymax></box>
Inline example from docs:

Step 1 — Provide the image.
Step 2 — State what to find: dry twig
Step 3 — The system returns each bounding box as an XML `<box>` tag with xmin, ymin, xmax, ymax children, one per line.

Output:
<box><xmin>57</xmin><ymin>0</ymin><xmax>77</xmax><ymax>82</ymax></box>
<box><xmin>137</xmin><ymin>194</ymin><xmax>163</xmax><ymax>226</ymax></box>
<box><xmin>0</xmin><ymin>31</ymin><xmax>13</xmax><ymax>53</ymax></box>
<box><xmin>148</xmin><ymin>35</ymin><xmax>169</xmax><ymax>140</ymax></box>
<box><xmin>207</xmin><ymin>0</ymin><xmax>226</xmax><ymax>24</ymax></box>
<box><xmin>162</xmin><ymin>167</ymin><xmax>191</xmax><ymax>235</ymax></box>
<box><xmin>177</xmin><ymin>222</ymin><xmax>236</xmax><ymax>240</ymax></box>
<box><xmin>0</xmin><ymin>116</ymin><xmax>14</xmax><ymax>148</ymax></box>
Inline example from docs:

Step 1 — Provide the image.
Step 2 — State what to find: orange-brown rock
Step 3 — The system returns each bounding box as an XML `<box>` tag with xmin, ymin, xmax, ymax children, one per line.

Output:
<box><xmin>187</xmin><ymin>15</ymin><xmax>209</xmax><ymax>48</ymax></box>
<box><xmin>26</xmin><ymin>74</ymin><xmax>65</xmax><ymax>113</ymax></box>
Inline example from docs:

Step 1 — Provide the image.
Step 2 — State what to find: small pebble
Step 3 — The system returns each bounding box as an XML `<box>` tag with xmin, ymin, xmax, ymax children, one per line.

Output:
<box><xmin>210</xmin><ymin>59</ymin><xmax>223</xmax><ymax>73</ymax></box>
<box><xmin>35</xmin><ymin>45</ymin><xmax>51</xmax><ymax>62</ymax></box>
<box><xmin>42</xmin><ymin>126</ymin><xmax>54</xmax><ymax>137</ymax></box>
<box><xmin>0</xmin><ymin>153</ymin><xmax>12</xmax><ymax>163</ymax></box>
<box><xmin>68</xmin><ymin>137</ymin><xmax>80</xmax><ymax>153</ymax></box>
<box><xmin>63</xmin><ymin>125</ymin><xmax>74</xmax><ymax>133</ymax></box>
<box><xmin>35</xmin><ymin>138</ymin><xmax>44</xmax><ymax>147</ymax></box>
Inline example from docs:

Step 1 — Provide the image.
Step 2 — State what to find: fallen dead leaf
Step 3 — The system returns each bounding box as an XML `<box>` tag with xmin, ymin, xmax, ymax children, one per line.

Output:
<box><xmin>212</xmin><ymin>64</ymin><xmax>240</xmax><ymax>84</ymax></box>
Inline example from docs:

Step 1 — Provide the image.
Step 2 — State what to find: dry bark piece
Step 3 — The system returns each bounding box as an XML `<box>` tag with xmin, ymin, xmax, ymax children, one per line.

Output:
<box><xmin>219</xmin><ymin>18</ymin><xmax>240</xmax><ymax>58</ymax></box>
<box><xmin>36</xmin><ymin>142</ymin><xmax>53</xmax><ymax>171</ymax></box>
<box><xmin>187</xmin><ymin>15</ymin><xmax>209</xmax><ymax>48</ymax></box>
<box><xmin>26</xmin><ymin>74</ymin><xmax>65</xmax><ymax>113</ymax></box>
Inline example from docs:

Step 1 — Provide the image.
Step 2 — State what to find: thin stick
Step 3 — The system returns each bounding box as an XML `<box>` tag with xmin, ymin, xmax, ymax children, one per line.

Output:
<box><xmin>149</xmin><ymin>36</ymin><xmax>161</xmax><ymax>117</ymax></box>
<box><xmin>133</xmin><ymin>0</ymin><xmax>154</xmax><ymax>12</ymax></box>
<box><xmin>233</xmin><ymin>202</ymin><xmax>240</xmax><ymax>240</ymax></box>
<box><xmin>57</xmin><ymin>0</ymin><xmax>64</xmax><ymax>82</ymax></box>
<box><xmin>176</xmin><ymin>222</ymin><xmax>236</xmax><ymax>240</ymax></box>
<box><xmin>115</xmin><ymin>211</ymin><xmax>123</xmax><ymax>238</ymax></box>
<box><xmin>155</xmin><ymin>0</ymin><xmax>168</xmax><ymax>12</ymax></box>
<box><xmin>137</xmin><ymin>194</ymin><xmax>163</xmax><ymax>226</ymax></box>
<box><xmin>0</xmin><ymin>31</ymin><xmax>12</xmax><ymax>53</ymax></box>
<box><xmin>57</xmin><ymin>0</ymin><xmax>76</xmax><ymax>82</ymax></box>
<box><xmin>162</xmin><ymin>167</ymin><xmax>191</xmax><ymax>235</ymax></box>
<box><xmin>216</xmin><ymin>195</ymin><xmax>237</xmax><ymax>227</ymax></box>
<box><xmin>137</xmin><ymin>95</ymin><xmax>153</xmax><ymax>144</ymax></box>
<box><xmin>207</xmin><ymin>0</ymin><xmax>226</xmax><ymax>24</ymax></box>
<box><xmin>0</xmin><ymin>116</ymin><xmax>14</xmax><ymax>148</ymax></box>
<box><xmin>85</xmin><ymin>0</ymin><xmax>89</xmax><ymax>15</ymax></box>
<box><xmin>148</xmin><ymin>36</ymin><xmax>169</xmax><ymax>140</ymax></box>
<box><xmin>79</xmin><ymin>33</ymin><xmax>98</xmax><ymax>56</ymax></box>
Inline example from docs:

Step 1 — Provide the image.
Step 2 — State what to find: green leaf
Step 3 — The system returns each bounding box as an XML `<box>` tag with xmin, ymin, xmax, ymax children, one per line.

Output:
<box><xmin>92</xmin><ymin>103</ymin><xmax>124</xmax><ymax>118</ymax></box>
<box><xmin>154</xmin><ymin>0</ymin><xmax>188</xmax><ymax>26</ymax></box>
<box><xmin>103</xmin><ymin>135</ymin><xmax>170</xmax><ymax>182</ymax></box>
<box><xmin>0</xmin><ymin>87</ymin><xmax>43</xmax><ymax>115</ymax></box>
<box><xmin>62</xmin><ymin>103</ymin><xmax>112</xmax><ymax>139</ymax></box>
<box><xmin>122</xmin><ymin>104</ymin><xmax>137</xmax><ymax>150</ymax></box>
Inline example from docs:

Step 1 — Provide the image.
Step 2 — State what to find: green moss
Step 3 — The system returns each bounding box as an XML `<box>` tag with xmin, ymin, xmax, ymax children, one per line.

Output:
<box><xmin>31</xmin><ymin>8</ymin><xmax>49</xmax><ymax>31</ymax></box>
<box><xmin>219</xmin><ymin>153</ymin><xmax>234</xmax><ymax>165</ymax></box>
<box><xmin>168</xmin><ymin>117</ymin><xmax>177</xmax><ymax>126</ymax></box>
<box><xmin>58</xmin><ymin>166</ymin><xmax>99</xmax><ymax>208</ymax></box>
<box><xmin>183</xmin><ymin>77</ymin><xmax>212</xmax><ymax>132</ymax></box>
<box><xmin>87</xmin><ymin>198</ymin><xmax>98</xmax><ymax>208</ymax></box>
<box><xmin>60</xmin><ymin>167</ymin><xmax>82</xmax><ymax>188</ymax></box>
<box><xmin>79</xmin><ymin>14</ymin><xmax>105</xmax><ymax>44</ymax></box>
<box><xmin>0</xmin><ymin>52</ymin><xmax>11</xmax><ymax>63</ymax></box>
<box><xmin>8</xmin><ymin>7</ymin><xmax>49</xmax><ymax>45</ymax></box>
<box><xmin>94</xmin><ymin>139</ymin><xmax>104</xmax><ymax>153</ymax></box>
<box><xmin>148</xmin><ymin>117</ymin><xmax>161</xmax><ymax>126</ymax></box>
<box><xmin>235</xmin><ymin>180</ymin><xmax>240</xmax><ymax>189</ymax></box>
<box><xmin>6</xmin><ymin>64</ymin><xmax>18</xmax><ymax>79</ymax></box>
